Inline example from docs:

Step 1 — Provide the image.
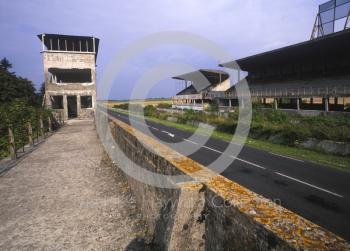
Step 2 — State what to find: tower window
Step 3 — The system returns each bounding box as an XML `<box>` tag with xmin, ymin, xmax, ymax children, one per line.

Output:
<box><xmin>81</xmin><ymin>96</ymin><xmax>92</xmax><ymax>108</ymax></box>
<box><xmin>50</xmin><ymin>95</ymin><xmax>63</xmax><ymax>109</ymax></box>
<box><xmin>48</xmin><ymin>68</ymin><xmax>92</xmax><ymax>83</ymax></box>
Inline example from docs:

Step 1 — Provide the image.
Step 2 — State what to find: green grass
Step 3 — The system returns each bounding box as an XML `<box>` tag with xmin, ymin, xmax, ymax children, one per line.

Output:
<box><xmin>110</xmin><ymin>108</ymin><xmax>350</xmax><ymax>172</ymax></box>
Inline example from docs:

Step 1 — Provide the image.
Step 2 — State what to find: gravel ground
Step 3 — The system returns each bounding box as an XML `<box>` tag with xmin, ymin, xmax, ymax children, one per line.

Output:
<box><xmin>0</xmin><ymin>120</ymin><xmax>150</xmax><ymax>251</ymax></box>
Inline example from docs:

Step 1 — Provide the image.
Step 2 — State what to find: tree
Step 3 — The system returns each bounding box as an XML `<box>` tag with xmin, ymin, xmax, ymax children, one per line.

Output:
<box><xmin>0</xmin><ymin>58</ymin><xmax>12</xmax><ymax>71</ymax></box>
<box><xmin>0</xmin><ymin>58</ymin><xmax>37</xmax><ymax>106</ymax></box>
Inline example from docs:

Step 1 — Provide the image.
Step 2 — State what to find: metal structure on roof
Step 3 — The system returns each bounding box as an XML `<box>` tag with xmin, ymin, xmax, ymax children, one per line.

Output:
<box><xmin>37</xmin><ymin>33</ymin><xmax>100</xmax><ymax>57</ymax></box>
<box><xmin>311</xmin><ymin>0</ymin><xmax>350</xmax><ymax>40</ymax></box>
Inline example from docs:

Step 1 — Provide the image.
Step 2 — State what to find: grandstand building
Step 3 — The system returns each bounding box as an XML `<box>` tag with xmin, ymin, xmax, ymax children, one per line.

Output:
<box><xmin>220</xmin><ymin>29</ymin><xmax>350</xmax><ymax>113</ymax></box>
<box><xmin>172</xmin><ymin>69</ymin><xmax>230</xmax><ymax>111</ymax></box>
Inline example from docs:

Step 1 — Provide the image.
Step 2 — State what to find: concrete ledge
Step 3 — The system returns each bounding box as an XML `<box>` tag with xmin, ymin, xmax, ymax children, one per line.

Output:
<box><xmin>102</xmin><ymin>113</ymin><xmax>350</xmax><ymax>250</ymax></box>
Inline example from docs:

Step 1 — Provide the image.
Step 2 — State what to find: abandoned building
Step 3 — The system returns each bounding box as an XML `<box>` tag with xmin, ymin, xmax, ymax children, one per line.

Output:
<box><xmin>172</xmin><ymin>0</ymin><xmax>350</xmax><ymax>113</ymax></box>
<box><xmin>171</xmin><ymin>69</ymin><xmax>230</xmax><ymax>111</ymax></box>
<box><xmin>219</xmin><ymin>28</ymin><xmax>350</xmax><ymax>113</ymax></box>
<box><xmin>38</xmin><ymin>34</ymin><xmax>99</xmax><ymax>120</ymax></box>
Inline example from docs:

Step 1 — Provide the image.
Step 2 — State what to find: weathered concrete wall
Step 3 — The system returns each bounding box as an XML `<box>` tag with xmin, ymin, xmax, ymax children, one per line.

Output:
<box><xmin>301</xmin><ymin>138</ymin><xmax>350</xmax><ymax>156</ymax></box>
<box><xmin>102</xmin><ymin>113</ymin><xmax>350</xmax><ymax>251</ymax></box>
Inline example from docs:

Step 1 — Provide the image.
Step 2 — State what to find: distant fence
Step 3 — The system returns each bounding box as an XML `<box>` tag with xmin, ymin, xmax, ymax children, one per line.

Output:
<box><xmin>0</xmin><ymin>112</ymin><xmax>63</xmax><ymax>160</ymax></box>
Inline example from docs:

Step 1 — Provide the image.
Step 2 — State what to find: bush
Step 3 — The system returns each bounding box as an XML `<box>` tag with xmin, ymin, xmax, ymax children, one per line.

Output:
<box><xmin>280</xmin><ymin>125</ymin><xmax>310</xmax><ymax>146</ymax></box>
<box><xmin>266</xmin><ymin>110</ymin><xmax>288</xmax><ymax>124</ymax></box>
<box><xmin>0</xmin><ymin>99</ymin><xmax>54</xmax><ymax>159</ymax></box>
<box><xmin>216</xmin><ymin>122</ymin><xmax>237</xmax><ymax>134</ymax></box>
<box><xmin>205</xmin><ymin>102</ymin><xmax>219</xmax><ymax>113</ymax></box>
<box><xmin>144</xmin><ymin>105</ymin><xmax>158</xmax><ymax>117</ymax></box>
<box><xmin>157</xmin><ymin>103</ymin><xmax>172</xmax><ymax>109</ymax></box>
<box><xmin>113</xmin><ymin>103</ymin><xmax>128</xmax><ymax>110</ymax></box>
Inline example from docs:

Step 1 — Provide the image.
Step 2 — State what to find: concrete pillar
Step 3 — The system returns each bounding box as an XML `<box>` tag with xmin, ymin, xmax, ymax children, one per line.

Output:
<box><xmin>274</xmin><ymin>98</ymin><xmax>278</xmax><ymax>110</ymax></box>
<box><xmin>45</xmin><ymin>93</ymin><xmax>51</xmax><ymax>108</ymax></box>
<box><xmin>63</xmin><ymin>94</ymin><xmax>68</xmax><ymax>120</ymax></box>
<box><xmin>48</xmin><ymin>117</ymin><xmax>52</xmax><ymax>132</ymax></box>
<box><xmin>27</xmin><ymin>122</ymin><xmax>33</xmax><ymax>146</ymax></box>
<box><xmin>296</xmin><ymin>98</ymin><xmax>301</xmax><ymax>110</ymax></box>
<box><xmin>40</xmin><ymin>115</ymin><xmax>44</xmax><ymax>136</ymax></box>
<box><xmin>8</xmin><ymin>127</ymin><xmax>16</xmax><ymax>160</ymax></box>
<box><xmin>324</xmin><ymin>97</ymin><xmax>329</xmax><ymax>112</ymax></box>
<box><xmin>167</xmin><ymin>182</ymin><xmax>205</xmax><ymax>250</ymax></box>
<box><xmin>77</xmin><ymin>94</ymin><xmax>81</xmax><ymax>118</ymax></box>
<box><xmin>194</xmin><ymin>99</ymin><xmax>196</xmax><ymax>105</ymax></box>
<box><xmin>229</xmin><ymin>99</ymin><xmax>232</xmax><ymax>108</ymax></box>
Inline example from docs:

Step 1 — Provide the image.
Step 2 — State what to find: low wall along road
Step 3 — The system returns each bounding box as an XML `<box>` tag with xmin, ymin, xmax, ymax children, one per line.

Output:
<box><xmin>98</xmin><ymin>111</ymin><xmax>350</xmax><ymax>251</ymax></box>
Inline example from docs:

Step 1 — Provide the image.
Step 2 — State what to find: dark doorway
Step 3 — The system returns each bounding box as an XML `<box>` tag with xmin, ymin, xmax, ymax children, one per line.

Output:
<box><xmin>67</xmin><ymin>95</ymin><xmax>78</xmax><ymax>118</ymax></box>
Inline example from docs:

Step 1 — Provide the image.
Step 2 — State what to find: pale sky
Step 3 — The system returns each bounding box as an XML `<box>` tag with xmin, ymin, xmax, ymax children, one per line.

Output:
<box><xmin>0</xmin><ymin>0</ymin><xmax>326</xmax><ymax>99</ymax></box>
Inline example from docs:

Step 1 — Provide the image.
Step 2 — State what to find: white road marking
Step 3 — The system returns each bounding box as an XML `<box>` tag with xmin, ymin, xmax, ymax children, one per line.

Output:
<box><xmin>183</xmin><ymin>139</ymin><xmax>198</xmax><ymax>145</ymax></box>
<box><xmin>151</xmin><ymin>127</ymin><xmax>159</xmax><ymax>131</ymax></box>
<box><xmin>275</xmin><ymin>172</ymin><xmax>344</xmax><ymax>198</ymax></box>
<box><xmin>202</xmin><ymin>145</ymin><xmax>223</xmax><ymax>154</ymax></box>
<box><xmin>186</xmin><ymin>141</ymin><xmax>267</xmax><ymax>170</ymax></box>
<box><xmin>162</xmin><ymin>130</ymin><xmax>175</xmax><ymax>138</ymax></box>
<box><xmin>270</xmin><ymin>152</ymin><xmax>304</xmax><ymax>162</ymax></box>
<box><xmin>230</xmin><ymin>156</ymin><xmax>267</xmax><ymax>170</ymax></box>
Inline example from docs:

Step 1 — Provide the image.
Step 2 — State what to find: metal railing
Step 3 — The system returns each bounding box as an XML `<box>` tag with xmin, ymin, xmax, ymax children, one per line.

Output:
<box><xmin>204</xmin><ymin>85</ymin><xmax>350</xmax><ymax>99</ymax></box>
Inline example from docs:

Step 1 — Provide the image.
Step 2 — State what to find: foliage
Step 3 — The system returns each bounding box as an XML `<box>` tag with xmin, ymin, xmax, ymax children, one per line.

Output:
<box><xmin>157</xmin><ymin>103</ymin><xmax>172</xmax><ymax>109</ymax></box>
<box><xmin>0</xmin><ymin>58</ymin><xmax>55</xmax><ymax>159</ymax></box>
<box><xmin>0</xmin><ymin>99</ymin><xmax>53</xmax><ymax>159</ymax></box>
<box><xmin>0</xmin><ymin>60</ymin><xmax>38</xmax><ymax>106</ymax></box>
<box><xmin>113</xmin><ymin>103</ymin><xmax>129</xmax><ymax>110</ymax></box>
<box><xmin>144</xmin><ymin>105</ymin><xmax>158</xmax><ymax>117</ymax></box>
<box><xmin>0</xmin><ymin>58</ymin><xmax>12</xmax><ymax>71</ymax></box>
<box><xmin>205</xmin><ymin>102</ymin><xmax>219</xmax><ymax>113</ymax></box>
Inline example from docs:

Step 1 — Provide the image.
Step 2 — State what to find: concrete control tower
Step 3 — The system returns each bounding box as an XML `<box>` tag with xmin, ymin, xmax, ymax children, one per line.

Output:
<box><xmin>38</xmin><ymin>34</ymin><xmax>99</xmax><ymax>120</ymax></box>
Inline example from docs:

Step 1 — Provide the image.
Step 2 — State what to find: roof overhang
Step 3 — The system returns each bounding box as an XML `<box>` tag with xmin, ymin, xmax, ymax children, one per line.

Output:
<box><xmin>219</xmin><ymin>29</ymin><xmax>350</xmax><ymax>72</ymax></box>
<box><xmin>38</xmin><ymin>33</ymin><xmax>100</xmax><ymax>57</ymax></box>
<box><xmin>173</xmin><ymin>69</ymin><xmax>230</xmax><ymax>93</ymax></box>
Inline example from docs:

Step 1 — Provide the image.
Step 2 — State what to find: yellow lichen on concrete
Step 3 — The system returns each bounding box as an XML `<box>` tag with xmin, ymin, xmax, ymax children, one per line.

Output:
<box><xmin>171</xmin><ymin>157</ymin><xmax>203</xmax><ymax>174</ymax></box>
<box><xmin>207</xmin><ymin>175</ymin><xmax>350</xmax><ymax>251</ymax></box>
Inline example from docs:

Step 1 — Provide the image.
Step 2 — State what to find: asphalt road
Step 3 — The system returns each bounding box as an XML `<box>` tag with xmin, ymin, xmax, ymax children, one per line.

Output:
<box><xmin>107</xmin><ymin>109</ymin><xmax>350</xmax><ymax>241</ymax></box>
